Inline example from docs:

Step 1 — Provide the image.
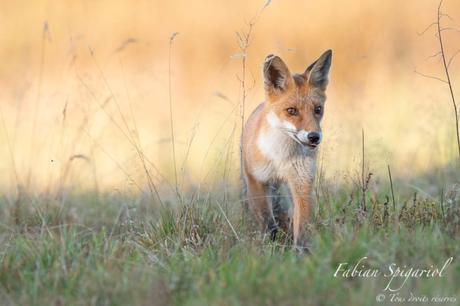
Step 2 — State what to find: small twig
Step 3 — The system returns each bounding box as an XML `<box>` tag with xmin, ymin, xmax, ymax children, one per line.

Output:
<box><xmin>27</xmin><ymin>21</ymin><xmax>49</xmax><ymax>188</ymax></box>
<box><xmin>168</xmin><ymin>32</ymin><xmax>180</xmax><ymax>199</ymax></box>
<box><xmin>440</xmin><ymin>13</ymin><xmax>453</xmax><ymax>21</ymax></box>
<box><xmin>437</xmin><ymin>0</ymin><xmax>460</xmax><ymax>162</ymax></box>
<box><xmin>418</xmin><ymin>0</ymin><xmax>459</xmax><ymax>162</ymax></box>
<box><xmin>387</xmin><ymin>165</ymin><xmax>396</xmax><ymax>211</ymax></box>
<box><xmin>440</xmin><ymin>27</ymin><xmax>460</xmax><ymax>33</ymax></box>
<box><xmin>414</xmin><ymin>70</ymin><xmax>447</xmax><ymax>84</ymax></box>
<box><xmin>417</xmin><ymin>22</ymin><xmax>437</xmax><ymax>36</ymax></box>
<box><xmin>447</xmin><ymin>49</ymin><xmax>460</xmax><ymax>68</ymax></box>
<box><xmin>361</xmin><ymin>129</ymin><xmax>366</xmax><ymax>211</ymax></box>
<box><xmin>236</xmin><ymin>0</ymin><xmax>271</xmax><ymax>155</ymax></box>
<box><xmin>217</xmin><ymin>201</ymin><xmax>240</xmax><ymax>241</ymax></box>
<box><xmin>426</xmin><ymin>51</ymin><xmax>442</xmax><ymax>60</ymax></box>
<box><xmin>440</xmin><ymin>187</ymin><xmax>445</xmax><ymax>223</ymax></box>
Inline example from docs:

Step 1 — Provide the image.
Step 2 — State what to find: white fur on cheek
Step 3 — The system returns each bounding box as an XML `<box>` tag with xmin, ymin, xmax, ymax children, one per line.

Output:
<box><xmin>282</xmin><ymin>120</ymin><xmax>296</xmax><ymax>132</ymax></box>
<box><xmin>297</xmin><ymin>130</ymin><xmax>310</xmax><ymax>142</ymax></box>
<box><xmin>266</xmin><ymin>111</ymin><xmax>296</xmax><ymax>132</ymax></box>
<box><xmin>254</xmin><ymin>113</ymin><xmax>317</xmax><ymax>182</ymax></box>
<box><xmin>266</xmin><ymin>111</ymin><xmax>281</xmax><ymax>127</ymax></box>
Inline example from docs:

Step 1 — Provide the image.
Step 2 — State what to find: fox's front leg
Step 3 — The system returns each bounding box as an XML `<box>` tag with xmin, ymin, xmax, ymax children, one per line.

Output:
<box><xmin>288</xmin><ymin>178</ymin><xmax>314</xmax><ymax>249</ymax></box>
<box><xmin>244</xmin><ymin>172</ymin><xmax>276</xmax><ymax>235</ymax></box>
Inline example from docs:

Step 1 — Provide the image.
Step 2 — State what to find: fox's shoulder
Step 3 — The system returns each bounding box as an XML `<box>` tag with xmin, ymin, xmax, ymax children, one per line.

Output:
<box><xmin>243</xmin><ymin>102</ymin><xmax>266</xmax><ymax>136</ymax></box>
<box><xmin>242</xmin><ymin>102</ymin><xmax>270</xmax><ymax>154</ymax></box>
<box><xmin>248</xmin><ymin>102</ymin><xmax>266</xmax><ymax>122</ymax></box>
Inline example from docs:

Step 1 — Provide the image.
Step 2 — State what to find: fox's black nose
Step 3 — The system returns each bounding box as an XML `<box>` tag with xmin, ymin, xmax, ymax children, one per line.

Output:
<box><xmin>308</xmin><ymin>132</ymin><xmax>321</xmax><ymax>144</ymax></box>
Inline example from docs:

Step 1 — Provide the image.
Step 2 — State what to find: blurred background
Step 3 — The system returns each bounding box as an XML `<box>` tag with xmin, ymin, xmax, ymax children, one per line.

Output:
<box><xmin>0</xmin><ymin>0</ymin><xmax>459</xmax><ymax>195</ymax></box>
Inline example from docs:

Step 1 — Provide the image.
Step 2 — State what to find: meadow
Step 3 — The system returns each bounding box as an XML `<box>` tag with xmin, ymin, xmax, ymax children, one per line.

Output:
<box><xmin>0</xmin><ymin>0</ymin><xmax>460</xmax><ymax>305</ymax></box>
<box><xmin>1</xmin><ymin>169</ymin><xmax>459</xmax><ymax>305</ymax></box>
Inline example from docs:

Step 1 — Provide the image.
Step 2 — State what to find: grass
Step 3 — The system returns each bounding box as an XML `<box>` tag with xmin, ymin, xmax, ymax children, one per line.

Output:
<box><xmin>1</xmin><ymin>3</ymin><xmax>459</xmax><ymax>305</ymax></box>
<box><xmin>0</xmin><ymin>169</ymin><xmax>459</xmax><ymax>306</ymax></box>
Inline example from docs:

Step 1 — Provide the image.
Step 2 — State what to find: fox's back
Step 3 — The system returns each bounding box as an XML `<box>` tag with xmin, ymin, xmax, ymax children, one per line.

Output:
<box><xmin>242</xmin><ymin>103</ymin><xmax>265</xmax><ymax>154</ymax></box>
<box><xmin>241</xmin><ymin>102</ymin><xmax>268</xmax><ymax>176</ymax></box>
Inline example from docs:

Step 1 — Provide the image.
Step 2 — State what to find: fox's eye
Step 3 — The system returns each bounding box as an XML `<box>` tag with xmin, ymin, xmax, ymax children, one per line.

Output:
<box><xmin>314</xmin><ymin>105</ymin><xmax>323</xmax><ymax>115</ymax></box>
<box><xmin>286</xmin><ymin>107</ymin><xmax>298</xmax><ymax>116</ymax></box>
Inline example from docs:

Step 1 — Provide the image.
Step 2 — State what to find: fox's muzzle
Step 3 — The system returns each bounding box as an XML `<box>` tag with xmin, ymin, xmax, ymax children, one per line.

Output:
<box><xmin>296</xmin><ymin>131</ymin><xmax>322</xmax><ymax>147</ymax></box>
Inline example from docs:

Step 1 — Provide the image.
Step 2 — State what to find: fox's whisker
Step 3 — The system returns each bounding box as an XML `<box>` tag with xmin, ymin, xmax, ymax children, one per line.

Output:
<box><xmin>280</xmin><ymin>130</ymin><xmax>303</xmax><ymax>145</ymax></box>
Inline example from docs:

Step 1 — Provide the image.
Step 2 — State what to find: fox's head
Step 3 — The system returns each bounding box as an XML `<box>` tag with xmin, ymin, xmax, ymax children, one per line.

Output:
<box><xmin>263</xmin><ymin>50</ymin><xmax>332</xmax><ymax>150</ymax></box>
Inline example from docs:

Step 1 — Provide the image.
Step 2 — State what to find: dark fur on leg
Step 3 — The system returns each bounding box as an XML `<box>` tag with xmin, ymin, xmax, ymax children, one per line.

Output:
<box><xmin>268</xmin><ymin>183</ymin><xmax>291</xmax><ymax>241</ymax></box>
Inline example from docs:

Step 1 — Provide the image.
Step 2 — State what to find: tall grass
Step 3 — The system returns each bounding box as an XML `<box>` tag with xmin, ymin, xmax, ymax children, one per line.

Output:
<box><xmin>0</xmin><ymin>1</ymin><xmax>459</xmax><ymax>305</ymax></box>
<box><xmin>0</xmin><ymin>173</ymin><xmax>459</xmax><ymax>305</ymax></box>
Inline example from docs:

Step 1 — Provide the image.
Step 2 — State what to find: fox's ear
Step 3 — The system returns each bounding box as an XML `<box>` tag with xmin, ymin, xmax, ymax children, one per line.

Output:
<box><xmin>263</xmin><ymin>55</ymin><xmax>292</xmax><ymax>94</ymax></box>
<box><xmin>305</xmin><ymin>49</ymin><xmax>332</xmax><ymax>90</ymax></box>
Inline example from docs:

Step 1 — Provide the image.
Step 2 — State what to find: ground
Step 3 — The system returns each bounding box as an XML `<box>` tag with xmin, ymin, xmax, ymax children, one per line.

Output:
<box><xmin>0</xmin><ymin>166</ymin><xmax>459</xmax><ymax>306</ymax></box>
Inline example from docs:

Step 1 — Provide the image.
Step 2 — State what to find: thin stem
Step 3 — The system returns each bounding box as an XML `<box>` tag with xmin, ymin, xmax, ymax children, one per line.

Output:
<box><xmin>437</xmin><ymin>0</ymin><xmax>460</xmax><ymax>162</ymax></box>
<box><xmin>27</xmin><ymin>22</ymin><xmax>48</xmax><ymax>188</ymax></box>
<box><xmin>361</xmin><ymin>129</ymin><xmax>366</xmax><ymax>211</ymax></box>
<box><xmin>169</xmin><ymin>33</ymin><xmax>180</xmax><ymax>199</ymax></box>
<box><xmin>387</xmin><ymin>165</ymin><xmax>396</xmax><ymax>211</ymax></box>
<box><xmin>237</xmin><ymin>1</ymin><xmax>271</xmax><ymax>156</ymax></box>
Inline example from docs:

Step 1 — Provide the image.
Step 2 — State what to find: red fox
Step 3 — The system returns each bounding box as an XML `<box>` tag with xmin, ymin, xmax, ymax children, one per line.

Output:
<box><xmin>241</xmin><ymin>50</ymin><xmax>332</xmax><ymax>249</ymax></box>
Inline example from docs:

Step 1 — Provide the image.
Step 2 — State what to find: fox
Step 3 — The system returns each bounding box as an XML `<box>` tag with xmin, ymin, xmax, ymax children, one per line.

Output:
<box><xmin>241</xmin><ymin>49</ymin><xmax>332</xmax><ymax>249</ymax></box>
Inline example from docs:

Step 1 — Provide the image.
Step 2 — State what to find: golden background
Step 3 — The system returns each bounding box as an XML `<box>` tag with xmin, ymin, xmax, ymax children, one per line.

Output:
<box><xmin>0</xmin><ymin>0</ymin><xmax>459</xmax><ymax>193</ymax></box>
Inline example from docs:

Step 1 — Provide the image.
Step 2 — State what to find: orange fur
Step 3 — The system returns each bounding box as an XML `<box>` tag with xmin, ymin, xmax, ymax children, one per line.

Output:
<box><xmin>241</xmin><ymin>50</ymin><xmax>332</xmax><ymax>248</ymax></box>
